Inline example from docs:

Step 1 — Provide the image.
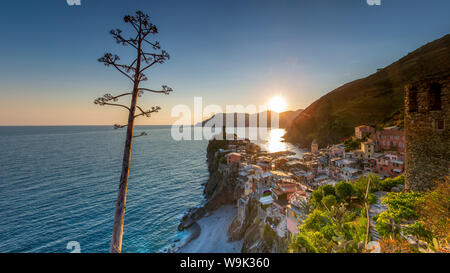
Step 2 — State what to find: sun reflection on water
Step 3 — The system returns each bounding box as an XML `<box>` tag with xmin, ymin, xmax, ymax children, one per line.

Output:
<box><xmin>266</xmin><ymin>129</ymin><xmax>287</xmax><ymax>153</ymax></box>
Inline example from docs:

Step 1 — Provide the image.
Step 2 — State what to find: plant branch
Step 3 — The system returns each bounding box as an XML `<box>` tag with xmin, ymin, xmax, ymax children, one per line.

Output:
<box><xmin>134</xmin><ymin>106</ymin><xmax>161</xmax><ymax>118</ymax></box>
<box><xmin>138</xmin><ymin>85</ymin><xmax>173</xmax><ymax>95</ymax></box>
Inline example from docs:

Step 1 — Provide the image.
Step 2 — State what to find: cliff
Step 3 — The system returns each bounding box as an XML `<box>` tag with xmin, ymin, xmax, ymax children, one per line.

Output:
<box><xmin>178</xmin><ymin>139</ymin><xmax>243</xmax><ymax>231</ymax></box>
<box><xmin>179</xmin><ymin>138</ymin><xmax>288</xmax><ymax>252</ymax></box>
<box><xmin>227</xmin><ymin>197</ymin><xmax>286</xmax><ymax>253</ymax></box>
<box><xmin>285</xmin><ymin>34</ymin><xmax>450</xmax><ymax>148</ymax></box>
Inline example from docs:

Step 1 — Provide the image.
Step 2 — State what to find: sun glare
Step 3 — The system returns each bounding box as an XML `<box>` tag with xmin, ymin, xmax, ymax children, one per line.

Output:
<box><xmin>267</xmin><ymin>96</ymin><xmax>287</xmax><ymax>113</ymax></box>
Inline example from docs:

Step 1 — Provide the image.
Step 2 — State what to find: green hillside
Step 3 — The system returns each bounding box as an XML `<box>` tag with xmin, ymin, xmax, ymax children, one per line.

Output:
<box><xmin>285</xmin><ymin>34</ymin><xmax>450</xmax><ymax>148</ymax></box>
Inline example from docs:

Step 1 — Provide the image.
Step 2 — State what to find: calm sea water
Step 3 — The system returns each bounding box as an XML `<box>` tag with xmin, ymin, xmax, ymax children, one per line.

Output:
<box><xmin>0</xmin><ymin>126</ymin><xmax>208</xmax><ymax>253</ymax></box>
<box><xmin>0</xmin><ymin>126</ymin><xmax>300</xmax><ymax>253</ymax></box>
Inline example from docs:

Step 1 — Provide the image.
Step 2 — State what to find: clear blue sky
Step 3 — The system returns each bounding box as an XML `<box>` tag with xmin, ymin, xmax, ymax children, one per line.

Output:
<box><xmin>0</xmin><ymin>0</ymin><xmax>449</xmax><ymax>125</ymax></box>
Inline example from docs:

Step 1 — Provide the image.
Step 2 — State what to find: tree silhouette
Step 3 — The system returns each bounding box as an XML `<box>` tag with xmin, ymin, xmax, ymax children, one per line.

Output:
<box><xmin>94</xmin><ymin>11</ymin><xmax>172</xmax><ymax>253</ymax></box>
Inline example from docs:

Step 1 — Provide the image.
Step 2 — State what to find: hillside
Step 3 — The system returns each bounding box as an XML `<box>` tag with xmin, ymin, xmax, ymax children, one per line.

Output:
<box><xmin>285</xmin><ymin>34</ymin><xmax>450</xmax><ymax>148</ymax></box>
<box><xmin>200</xmin><ymin>109</ymin><xmax>303</xmax><ymax>128</ymax></box>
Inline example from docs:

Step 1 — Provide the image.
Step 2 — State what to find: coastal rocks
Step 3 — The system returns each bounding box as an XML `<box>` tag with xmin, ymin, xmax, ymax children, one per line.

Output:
<box><xmin>178</xmin><ymin>139</ymin><xmax>242</xmax><ymax>231</ymax></box>
<box><xmin>227</xmin><ymin>197</ymin><xmax>259</xmax><ymax>241</ymax></box>
<box><xmin>178</xmin><ymin>206</ymin><xmax>208</xmax><ymax>230</ymax></box>
<box><xmin>228</xmin><ymin>196</ymin><xmax>287</xmax><ymax>253</ymax></box>
<box><xmin>241</xmin><ymin>219</ymin><xmax>266</xmax><ymax>253</ymax></box>
<box><xmin>240</xmin><ymin>218</ymin><xmax>287</xmax><ymax>253</ymax></box>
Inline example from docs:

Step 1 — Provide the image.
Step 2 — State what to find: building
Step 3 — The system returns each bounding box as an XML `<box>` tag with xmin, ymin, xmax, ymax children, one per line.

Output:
<box><xmin>237</xmin><ymin>196</ymin><xmax>249</xmax><ymax>223</ymax></box>
<box><xmin>311</xmin><ymin>139</ymin><xmax>319</xmax><ymax>154</ymax></box>
<box><xmin>404</xmin><ymin>78</ymin><xmax>450</xmax><ymax>191</ymax></box>
<box><xmin>372</xmin><ymin>126</ymin><xmax>405</xmax><ymax>152</ymax></box>
<box><xmin>355</xmin><ymin>125</ymin><xmax>375</xmax><ymax>139</ymax></box>
<box><xmin>330</xmin><ymin>144</ymin><xmax>345</xmax><ymax>158</ymax></box>
<box><xmin>370</xmin><ymin>153</ymin><xmax>404</xmax><ymax>178</ymax></box>
<box><xmin>226</xmin><ymin>152</ymin><xmax>242</xmax><ymax>165</ymax></box>
<box><xmin>286</xmin><ymin>191</ymin><xmax>308</xmax><ymax>235</ymax></box>
<box><xmin>341</xmin><ymin>167</ymin><xmax>362</xmax><ymax>181</ymax></box>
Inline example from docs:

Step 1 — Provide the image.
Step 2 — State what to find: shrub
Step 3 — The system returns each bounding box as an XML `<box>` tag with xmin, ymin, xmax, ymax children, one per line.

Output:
<box><xmin>381</xmin><ymin>192</ymin><xmax>423</xmax><ymax>220</ymax></box>
<box><xmin>378</xmin><ymin>175</ymin><xmax>404</xmax><ymax>191</ymax></box>
<box><xmin>303</xmin><ymin>209</ymin><xmax>331</xmax><ymax>232</ymax></box>
<box><xmin>335</xmin><ymin>181</ymin><xmax>354</xmax><ymax>202</ymax></box>
<box><xmin>322</xmin><ymin>195</ymin><xmax>337</xmax><ymax>210</ymax></box>
<box><xmin>344</xmin><ymin>138</ymin><xmax>361</xmax><ymax>152</ymax></box>
<box><xmin>319</xmin><ymin>184</ymin><xmax>335</xmax><ymax>196</ymax></box>
<box><xmin>376</xmin><ymin>191</ymin><xmax>424</xmax><ymax>236</ymax></box>
<box><xmin>288</xmin><ymin>232</ymin><xmax>318</xmax><ymax>253</ymax></box>
<box><xmin>310</xmin><ymin>189</ymin><xmax>324</xmax><ymax>209</ymax></box>
<box><xmin>404</xmin><ymin>221</ymin><xmax>433</xmax><ymax>242</ymax></box>
<box><xmin>379</xmin><ymin>236</ymin><xmax>416</xmax><ymax>253</ymax></box>
<box><xmin>368</xmin><ymin>193</ymin><xmax>378</xmax><ymax>205</ymax></box>
<box><xmin>416</xmin><ymin>178</ymin><xmax>450</xmax><ymax>244</ymax></box>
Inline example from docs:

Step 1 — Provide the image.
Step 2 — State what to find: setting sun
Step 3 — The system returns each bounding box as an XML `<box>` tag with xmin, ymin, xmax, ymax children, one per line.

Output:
<box><xmin>267</xmin><ymin>96</ymin><xmax>287</xmax><ymax>113</ymax></box>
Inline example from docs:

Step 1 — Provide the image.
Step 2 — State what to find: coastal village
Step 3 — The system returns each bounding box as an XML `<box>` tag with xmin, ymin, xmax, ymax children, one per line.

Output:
<box><xmin>175</xmin><ymin>75</ymin><xmax>449</xmax><ymax>254</ymax></box>
<box><xmin>216</xmin><ymin>124</ymin><xmax>406</xmax><ymax>241</ymax></box>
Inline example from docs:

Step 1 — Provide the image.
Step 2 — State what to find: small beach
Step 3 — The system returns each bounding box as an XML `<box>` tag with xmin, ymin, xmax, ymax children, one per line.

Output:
<box><xmin>178</xmin><ymin>205</ymin><xmax>242</xmax><ymax>253</ymax></box>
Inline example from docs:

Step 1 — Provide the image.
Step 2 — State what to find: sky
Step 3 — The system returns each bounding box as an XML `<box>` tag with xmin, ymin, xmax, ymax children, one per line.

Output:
<box><xmin>0</xmin><ymin>0</ymin><xmax>449</xmax><ymax>125</ymax></box>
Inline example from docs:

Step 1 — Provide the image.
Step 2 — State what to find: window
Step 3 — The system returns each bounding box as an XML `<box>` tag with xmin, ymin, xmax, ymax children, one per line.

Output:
<box><xmin>408</xmin><ymin>87</ymin><xmax>418</xmax><ymax>112</ymax></box>
<box><xmin>435</xmin><ymin>119</ymin><xmax>445</xmax><ymax>130</ymax></box>
<box><xmin>428</xmin><ymin>83</ymin><xmax>442</xmax><ymax>111</ymax></box>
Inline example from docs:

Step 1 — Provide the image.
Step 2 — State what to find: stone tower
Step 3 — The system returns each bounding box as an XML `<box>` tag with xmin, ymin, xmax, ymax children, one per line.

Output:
<box><xmin>404</xmin><ymin>77</ymin><xmax>450</xmax><ymax>192</ymax></box>
<box><xmin>311</xmin><ymin>139</ymin><xmax>319</xmax><ymax>154</ymax></box>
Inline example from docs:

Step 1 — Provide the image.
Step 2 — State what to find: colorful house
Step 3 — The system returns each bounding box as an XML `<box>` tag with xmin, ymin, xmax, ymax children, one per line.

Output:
<box><xmin>330</xmin><ymin>144</ymin><xmax>345</xmax><ymax>157</ymax></box>
<box><xmin>371</xmin><ymin>153</ymin><xmax>405</xmax><ymax>177</ymax></box>
<box><xmin>226</xmin><ymin>152</ymin><xmax>242</xmax><ymax>165</ymax></box>
<box><xmin>355</xmin><ymin>125</ymin><xmax>375</xmax><ymax>139</ymax></box>
<box><xmin>372</xmin><ymin>126</ymin><xmax>405</xmax><ymax>152</ymax></box>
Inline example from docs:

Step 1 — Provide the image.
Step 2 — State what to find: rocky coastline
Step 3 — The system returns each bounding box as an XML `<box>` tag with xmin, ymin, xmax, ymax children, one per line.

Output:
<box><xmin>178</xmin><ymin>138</ymin><xmax>288</xmax><ymax>253</ymax></box>
<box><xmin>178</xmin><ymin>138</ymin><xmax>242</xmax><ymax>231</ymax></box>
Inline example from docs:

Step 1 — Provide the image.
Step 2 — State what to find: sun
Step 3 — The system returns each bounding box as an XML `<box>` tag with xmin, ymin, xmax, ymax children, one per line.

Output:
<box><xmin>267</xmin><ymin>96</ymin><xmax>287</xmax><ymax>113</ymax></box>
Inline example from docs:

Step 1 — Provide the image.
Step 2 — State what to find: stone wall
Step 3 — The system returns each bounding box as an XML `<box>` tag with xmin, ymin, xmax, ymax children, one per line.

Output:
<box><xmin>404</xmin><ymin>76</ymin><xmax>450</xmax><ymax>191</ymax></box>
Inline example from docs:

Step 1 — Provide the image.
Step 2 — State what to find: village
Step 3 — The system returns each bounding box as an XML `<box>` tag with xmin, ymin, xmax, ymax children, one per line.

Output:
<box><xmin>215</xmin><ymin>124</ymin><xmax>406</xmax><ymax>240</ymax></box>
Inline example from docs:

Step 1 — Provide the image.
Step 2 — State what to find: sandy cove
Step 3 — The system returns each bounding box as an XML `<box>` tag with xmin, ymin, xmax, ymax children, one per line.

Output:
<box><xmin>178</xmin><ymin>205</ymin><xmax>242</xmax><ymax>253</ymax></box>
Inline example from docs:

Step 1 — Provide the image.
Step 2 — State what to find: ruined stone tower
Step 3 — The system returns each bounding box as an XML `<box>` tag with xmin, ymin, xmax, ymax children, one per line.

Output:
<box><xmin>404</xmin><ymin>77</ymin><xmax>450</xmax><ymax>191</ymax></box>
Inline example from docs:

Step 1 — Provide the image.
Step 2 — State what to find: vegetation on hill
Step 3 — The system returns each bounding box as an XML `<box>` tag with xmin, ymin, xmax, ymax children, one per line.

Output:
<box><xmin>343</xmin><ymin>135</ymin><xmax>370</xmax><ymax>152</ymax></box>
<box><xmin>285</xmin><ymin>34</ymin><xmax>450</xmax><ymax>148</ymax></box>
<box><xmin>375</xmin><ymin>177</ymin><xmax>449</xmax><ymax>253</ymax></box>
<box><xmin>289</xmin><ymin>174</ymin><xmax>449</xmax><ymax>253</ymax></box>
<box><xmin>288</xmin><ymin>176</ymin><xmax>381</xmax><ymax>253</ymax></box>
<box><xmin>288</xmin><ymin>175</ymin><xmax>410</xmax><ymax>253</ymax></box>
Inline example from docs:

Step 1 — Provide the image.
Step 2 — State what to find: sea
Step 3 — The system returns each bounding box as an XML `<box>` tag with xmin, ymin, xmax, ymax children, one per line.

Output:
<box><xmin>0</xmin><ymin>126</ymin><xmax>301</xmax><ymax>253</ymax></box>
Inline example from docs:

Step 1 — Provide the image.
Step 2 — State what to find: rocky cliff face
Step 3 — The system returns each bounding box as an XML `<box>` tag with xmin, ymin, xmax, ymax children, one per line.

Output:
<box><xmin>178</xmin><ymin>139</ymin><xmax>242</xmax><ymax>231</ymax></box>
<box><xmin>179</xmin><ymin>138</ymin><xmax>287</xmax><ymax>253</ymax></box>
<box><xmin>228</xmin><ymin>196</ymin><xmax>287</xmax><ymax>253</ymax></box>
